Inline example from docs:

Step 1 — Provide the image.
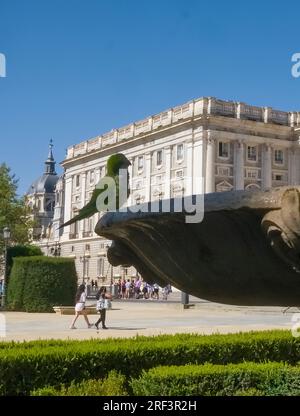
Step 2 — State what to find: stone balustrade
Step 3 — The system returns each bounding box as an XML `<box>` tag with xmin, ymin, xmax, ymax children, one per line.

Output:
<box><xmin>65</xmin><ymin>97</ymin><xmax>300</xmax><ymax>160</ymax></box>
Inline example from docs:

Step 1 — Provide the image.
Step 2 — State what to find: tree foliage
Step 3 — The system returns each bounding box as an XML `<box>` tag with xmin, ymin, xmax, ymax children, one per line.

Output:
<box><xmin>0</xmin><ymin>163</ymin><xmax>34</xmax><ymax>254</ymax></box>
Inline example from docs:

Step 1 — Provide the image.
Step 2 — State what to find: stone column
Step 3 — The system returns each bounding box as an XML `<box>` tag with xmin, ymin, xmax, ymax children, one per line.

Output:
<box><xmin>192</xmin><ymin>126</ymin><xmax>205</xmax><ymax>195</ymax></box>
<box><xmin>288</xmin><ymin>148</ymin><xmax>297</xmax><ymax>185</ymax></box>
<box><xmin>164</xmin><ymin>146</ymin><xmax>172</xmax><ymax>199</ymax></box>
<box><xmin>234</xmin><ymin>141</ymin><xmax>244</xmax><ymax>190</ymax></box>
<box><xmin>294</xmin><ymin>145</ymin><xmax>300</xmax><ymax>184</ymax></box>
<box><xmin>145</xmin><ymin>152</ymin><xmax>151</xmax><ymax>202</ymax></box>
<box><xmin>186</xmin><ymin>141</ymin><xmax>193</xmax><ymax>195</ymax></box>
<box><xmin>62</xmin><ymin>175</ymin><xmax>73</xmax><ymax>239</ymax></box>
<box><xmin>205</xmin><ymin>137</ymin><xmax>215</xmax><ymax>193</ymax></box>
<box><xmin>80</xmin><ymin>172</ymin><xmax>87</xmax><ymax>235</ymax></box>
<box><xmin>95</xmin><ymin>167</ymin><xmax>101</xmax><ymax>183</ymax></box>
<box><xmin>262</xmin><ymin>144</ymin><xmax>272</xmax><ymax>190</ymax></box>
<box><xmin>128</xmin><ymin>157</ymin><xmax>133</xmax><ymax>206</ymax></box>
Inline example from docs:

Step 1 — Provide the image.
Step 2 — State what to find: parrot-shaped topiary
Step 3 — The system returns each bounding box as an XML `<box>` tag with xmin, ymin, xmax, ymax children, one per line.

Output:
<box><xmin>59</xmin><ymin>153</ymin><xmax>131</xmax><ymax>229</ymax></box>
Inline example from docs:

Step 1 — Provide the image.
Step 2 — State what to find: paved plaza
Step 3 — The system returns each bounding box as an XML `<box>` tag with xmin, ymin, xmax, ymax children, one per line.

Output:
<box><xmin>1</xmin><ymin>293</ymin><xmax>298</xmax><ymax>342</ymax></box>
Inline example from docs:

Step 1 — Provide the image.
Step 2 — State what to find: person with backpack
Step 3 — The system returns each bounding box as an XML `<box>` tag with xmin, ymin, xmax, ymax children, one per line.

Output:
<box><xmin>94</xmin><ymin>286</ymin><xmax>112</xmax><ymax>330</ymax></box>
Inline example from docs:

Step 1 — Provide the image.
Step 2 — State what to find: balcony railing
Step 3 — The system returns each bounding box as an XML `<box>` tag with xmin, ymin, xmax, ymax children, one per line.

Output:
<box><xmin>69</xmin><ymin>233</ymin><xmax>79</xmax><ymax>239</ymax></box>
<box><xmin>64</xmin><ymin>97</ymin><xmax>297</xmax><ymax>160</ymax></box>
<box><xmin>83</xmin><ymin>231</ymin><xmax>93</xmax><ymax>238</ymax></box>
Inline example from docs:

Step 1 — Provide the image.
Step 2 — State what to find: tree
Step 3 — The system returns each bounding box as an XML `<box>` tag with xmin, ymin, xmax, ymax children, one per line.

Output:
<box><xmin>0</xmin><ymin>163</ymin><xmax>34</xmax><ymax>255</ymax></box>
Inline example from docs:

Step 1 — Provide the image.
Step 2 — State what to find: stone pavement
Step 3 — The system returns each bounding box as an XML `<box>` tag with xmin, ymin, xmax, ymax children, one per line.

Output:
<box><xmin>1</xmin><ymin>294</ymin><xmax>298</xmax><ymax>342</ymax></box>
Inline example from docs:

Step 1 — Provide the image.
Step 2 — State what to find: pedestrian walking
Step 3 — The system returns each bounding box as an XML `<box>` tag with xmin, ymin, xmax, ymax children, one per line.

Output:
<box><xmin>70</xmin><ymin>284</ymin><xmax>93</xmax><ymax>329</ymax></box>
<box><xmin>95</xmin><ymin>286</ymin><xmax>112</xmax><ymax>330</ymax></box>
<box><xmin>153</xmin><ymin>283</ymin><xmax>159</xmax><ymax>300</ymax></box>
<box><xmin>162</xmin><ymin>285</ymin><xmax>169</xmax><ymax>300</ymax></box>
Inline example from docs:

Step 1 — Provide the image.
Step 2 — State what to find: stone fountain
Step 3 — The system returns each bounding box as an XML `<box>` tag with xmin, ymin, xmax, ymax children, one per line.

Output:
<box><xmin>95</xmin><ymin>186</ymin><xmax>300</xmax><ymax>307</ymax></box>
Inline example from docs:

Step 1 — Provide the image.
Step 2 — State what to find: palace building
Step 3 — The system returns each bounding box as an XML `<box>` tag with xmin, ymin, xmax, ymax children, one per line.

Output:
<box><xmin>28</xmin><ymin>97</ymin><xmax>300</xmax><ymax>284</ymax></box>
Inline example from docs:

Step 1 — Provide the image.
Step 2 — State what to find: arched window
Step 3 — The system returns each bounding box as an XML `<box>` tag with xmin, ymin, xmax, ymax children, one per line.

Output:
<box><xmin>245</xmin><ymin>183</ymin><xmax>260</xmax><ymax>190</ymax></box>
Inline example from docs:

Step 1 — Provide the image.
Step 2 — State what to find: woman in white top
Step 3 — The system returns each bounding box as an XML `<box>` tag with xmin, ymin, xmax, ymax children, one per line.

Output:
<box><xmin>70</xmin><ymin>284</ymin><xmax>93</xmax><ymax>329</ymax></box>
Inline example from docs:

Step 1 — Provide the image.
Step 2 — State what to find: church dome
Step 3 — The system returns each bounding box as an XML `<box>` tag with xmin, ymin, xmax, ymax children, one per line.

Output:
<box><xmin>27</xmin><ymin>140</ymin><xmax>59</xmax><ymax>195</ymax></box>
<box><xmin>27</xmin><ymin>173</ymin><xmax>59</xmax><ymax>195</ymax></box>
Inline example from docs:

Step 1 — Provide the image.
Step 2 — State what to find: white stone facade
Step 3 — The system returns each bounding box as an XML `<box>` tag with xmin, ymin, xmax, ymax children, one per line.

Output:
<box><xmin>42</xmin><ymin>97</ymin><xmax>300</xmax><ymax>284</ymax></box>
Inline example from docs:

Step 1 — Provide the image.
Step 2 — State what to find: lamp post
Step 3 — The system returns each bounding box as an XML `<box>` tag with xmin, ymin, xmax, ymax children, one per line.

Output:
<box><xmin>106</xmin><ymin>244</ymin><xmax>114</xmax><ymax>296</ymax></box>
<box><xmin>2</xmin><ymin>227</ymin><xmax>11</xmax><ymax>309</ymax></box>
<box><xmin>181</xmin><ymin>291</ymin><xmax>189</xmax><ymax>307</ymax></box>
<box><xmin>79</xmin><ymin>255</ymin><xmax>87</xmax><ymax>284</ymax></box>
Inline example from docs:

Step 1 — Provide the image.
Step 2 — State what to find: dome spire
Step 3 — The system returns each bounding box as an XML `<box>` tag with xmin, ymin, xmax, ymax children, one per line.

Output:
<box><xmin>45</xmin><ymin>139</ymin><xmax>56</xmax><ymax>174</ymax></box>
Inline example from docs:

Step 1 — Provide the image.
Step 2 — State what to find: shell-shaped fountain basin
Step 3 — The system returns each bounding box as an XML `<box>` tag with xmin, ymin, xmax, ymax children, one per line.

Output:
<box><xmin>95</xmin><ymin>187</ymin><xmax>300</xmax><ymax>306</ymax></box>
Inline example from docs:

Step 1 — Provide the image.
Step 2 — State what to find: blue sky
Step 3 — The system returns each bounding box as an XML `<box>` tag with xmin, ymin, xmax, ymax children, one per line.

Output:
<box><xmin>0</xmin><ymin>0</ymin><xmax>300</xmax><ymax>195</ymax></box>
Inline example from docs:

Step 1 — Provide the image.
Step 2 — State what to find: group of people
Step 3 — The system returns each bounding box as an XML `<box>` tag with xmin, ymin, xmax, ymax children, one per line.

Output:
<box><xmin>90</xmin><ymin>279</ymin><xmax>98</xmax><ymax>289</ymax></box>
<box><xmin>70</xmin><ymin>284</ymin><xmax>111</xmax><ymax>330</ymax></box>
<box><xmin>70</xmin><ymin>280</ymin><xmax>173</xmax><ymax>330</ymax></box>
<box><xmin>115</xmin><ymin>278</ymin><xmax>172</xmax><ymax>300</ymax></box>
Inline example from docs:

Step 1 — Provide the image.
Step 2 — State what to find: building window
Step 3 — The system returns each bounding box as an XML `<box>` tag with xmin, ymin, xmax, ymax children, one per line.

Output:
<box><xmin>176</xmin><ymin>144</ymin><xmax>184</xmax><ymax>161</ymax></box>
<box><xmin>217</xmin><ymin>166</ymin><xmax>230</xmax><ymax>177</ymax></box>
<box><xmin>85</xmin><ymin>244</ymin><xmax>90</xmax><ymax>251</ymax></box>
<box><xmin>157</xmin><ymin>150</ymin><xmax>163</xmax><ymax>166</ymax></box>
<box><xmin>90</xmin><ymin>170</ymin><xmax>95</xmax><ymax>184</ymax></box>
<box><xmin>274</xmin><ymin>149</ymin><xmax>284</xmax><ymax>164</ymax></box>
<box><xmin>75</xmin><ymin>175</ymin><xmax>80</xmax><ymax>187</ymax></box>
<box><xmin>246</xmin><ymin>169</ymin><xmax>258</xmax><ymax>179</ymax></box>
<box><xmin>97</xmin><ymin>257</ymin><xmax>105</xmax><ymax>277</ymax></box>
<box><xmin>273</xmin><ymin>173</ymin><xmax>283</xmax><ymax>181</ymax></box>
<box><xmin>247</xmin><ymin>146</ymin><xmax>257</xmax><ymax>162</ymax></box>
<box><xmin>218</xmin><ymin>142</ymin><xmax>229</xmax><ymax>159</ymax></box>
<box><xmin>137</xmin><ymin>156</ymin><xmax>144</xmax><ymax>171</ymax></box>
<box><xmin>175</xmin><ymin>170</ymin><xmax>183</xmax><ymax>179</ymax></box>
<box><xmin>71</xmin><ymin>246</ymin><xmax>75</xmax><ymax>252</ymax></box>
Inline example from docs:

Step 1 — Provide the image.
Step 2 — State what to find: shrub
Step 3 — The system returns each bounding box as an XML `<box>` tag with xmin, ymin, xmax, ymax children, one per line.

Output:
<box><xmin>130</xmin><ymin>362</ymin><xmax>300</xmax><ymax>396</ymax></box>
<box><xmin>0</xmin><ymin>330</ymin><xmax>299</xmax><ymax>395</ymax></box>
<box><xmin>6</xmin><ymin>244</ymin><xmax>43</xmax><ymax>280</ymax></box>
<box><xmin>31</xmin><ymin>371</ymin><xmax>128</xmax><ymax>396</ymax></box>
<box><xmin>7</xmin><ymin>256</ymin><xmax>77</xmax><ymax>312</ymax></box>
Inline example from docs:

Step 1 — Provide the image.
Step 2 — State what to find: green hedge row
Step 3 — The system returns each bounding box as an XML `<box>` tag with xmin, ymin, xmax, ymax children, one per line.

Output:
<box><xmin>0</xmin><ymin>330</ymin><xmax>299</xmax><ymax>395</ymax></box>
<box><xmin>6</xmin><ymin>244</ymin><xmax>43</xmax><ymax>282</ymax></box>
<box><xmin>31</xmin><ymin>371</ymin><xmax>128</xmax><ymax>396</ymax></box>
<box><xmin>7</xmin><ymin>256</ymin><xmax>77</xmax><ymax>312</ymax></box>
<box><xmin>29</xmin><ymin>362</ymin><xmax>300</xmax><ymax>396</ymax></box>
<box><xmin>131</xmin><ymin>362</ymin><xmax>300</xmax><ymax>396</ymax></box>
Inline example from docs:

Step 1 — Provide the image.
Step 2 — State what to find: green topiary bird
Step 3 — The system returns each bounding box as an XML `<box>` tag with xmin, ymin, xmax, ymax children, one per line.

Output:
<box><xmin>59</xmin><ymin>153</ymin><xmax>131</xmax><ymax>229</ymax></box>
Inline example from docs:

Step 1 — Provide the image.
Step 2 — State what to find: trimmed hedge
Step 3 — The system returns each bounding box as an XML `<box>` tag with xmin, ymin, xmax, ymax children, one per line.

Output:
<box><xmin>0</xmin><ymin>330</ymin><xmax>299</xmax><ymax>395</ymax></box>
<box><xmin>7</xmin><ymin>256</ymin><xmax>77</xmax><ymax>312</ymax></box>
<box><xmin>31</xmin><ymin>371</ymin><xmax>128</xmax><ymax>396</ymax></box>
<box><xmin>131</xmin><ymin>362</ymin><xmax>300</xmax><ymax>396</ymax></box>
<box><xmin>6</xmin><ymin>244</ymin><xmax>43</xmax><ymax>281</ymax></box>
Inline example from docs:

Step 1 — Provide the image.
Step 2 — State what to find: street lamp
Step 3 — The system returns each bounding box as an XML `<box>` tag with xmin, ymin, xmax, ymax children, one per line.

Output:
<box><xmin>106</xmin><ymin>244</ymin><xmax>114</xmax><ymax>296</ymax></box>
<box><xmin>2</xmin><ymin>227</ymin><xmax>11</xmax><ymax>309</ymax></box>
<box><xmin>79</xmin><ymin>254</ymin><xmax>87</xmax><ymax>284</ymax></box>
